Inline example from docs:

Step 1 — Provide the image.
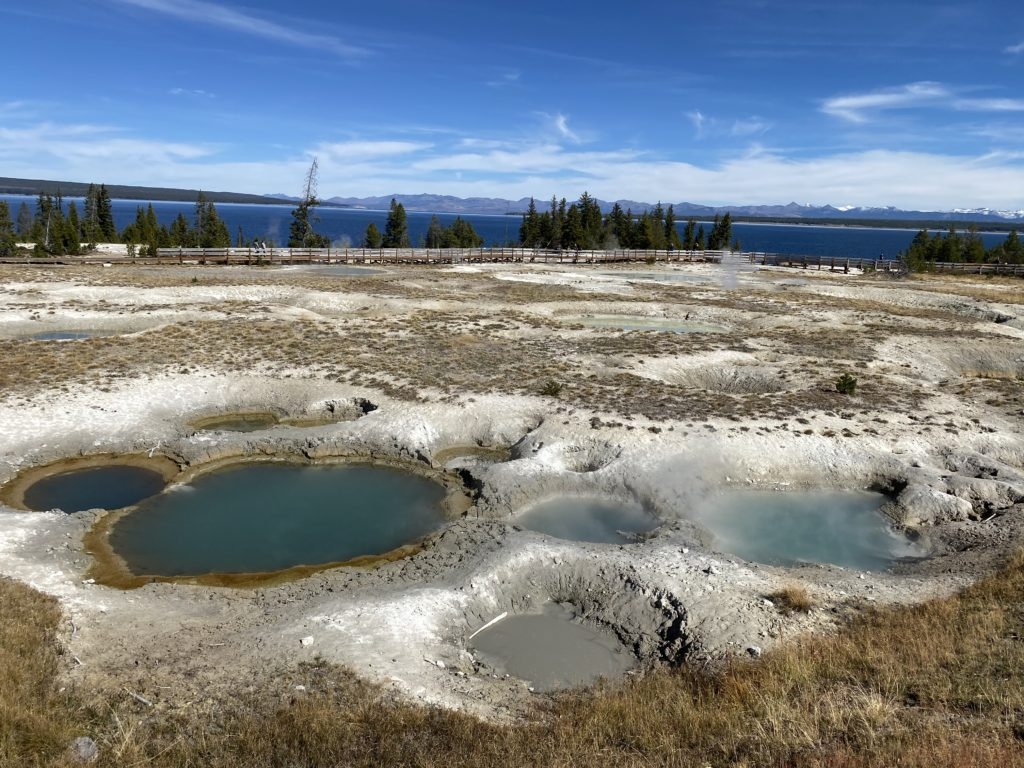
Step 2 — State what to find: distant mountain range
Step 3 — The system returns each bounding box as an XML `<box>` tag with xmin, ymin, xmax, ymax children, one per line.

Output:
<box><xmin>2</xmin><ymin>177</ymin><xmax>1020</xmax><ymax>224</ymax></box>
<box><xmin>304</xmin><ymin>193</ymin><xmax>1024</xmax><ymax>223</ymax></box>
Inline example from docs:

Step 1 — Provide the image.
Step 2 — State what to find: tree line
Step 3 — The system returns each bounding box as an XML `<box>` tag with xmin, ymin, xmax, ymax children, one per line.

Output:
<box><xmin>516</xmin><ymin>193</ymin><xmax>734</xmax><ymax>251</ymax></box>
<box><xmin>0</xmin><ymin>185</ymin><xmax>238</xmax><ymax>257</ymax></box>
<box><xmin>902</xmin><ymin>225</ymin><xmax>1023</xmax><ymax>270</ymax></box>
<box><xmin>0</xmin><ymin>187</ymin><xmax>486</xmax><ymax>257</ymax></box>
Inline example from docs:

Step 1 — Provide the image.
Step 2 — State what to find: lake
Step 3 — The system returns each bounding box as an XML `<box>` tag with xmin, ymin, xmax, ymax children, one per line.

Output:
<box><xmin>2</xmin><ymin>194</ymin><xmax>1013</xmax><ymax>258</ymax></box>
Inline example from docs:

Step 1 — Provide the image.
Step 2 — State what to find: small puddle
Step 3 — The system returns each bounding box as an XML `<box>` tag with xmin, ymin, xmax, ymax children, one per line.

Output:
<box><xmin>516</xmin><ymin>496</ymin><xmax>659</xmax><ymax>544</ymax></box>
<box><xmin>562</xmin><ymin>315</ymin><xmax>725</xmax><ymax>333</ymax></box>
<box><xmin>192</xmin><ymin>412</ymin><xmax>280</xmax><ymax>432</ymax></box>
<box><xmin>107</xmin><ymin>463</ymin><xmax>448</xmax><ymax>578</ymax></box>
<box><xmin>21</xmin><ymin>465</ymin><xmax>167</xmax><ymax>513</ymax></box>
<box><xmin>695</xmin><ymin>490</ymin><xmax>923</xmax><ymax>570</ymax></box>
<box><xmin>28</xmin><ymin>330</ymin><xmax>110</xmax><ymax>341</ymax></box>
<box><xmin>471</xmin><ymin>603</ymin><xmax>634</xmax><ymax>692</ymax></box>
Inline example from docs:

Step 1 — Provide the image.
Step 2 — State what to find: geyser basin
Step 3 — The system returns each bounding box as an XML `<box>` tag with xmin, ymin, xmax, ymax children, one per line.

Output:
<box><xmin>563</xmin><ymin>315</ymin><xmax>724</xmax><ymax>333</ymax></box>
<box><xmin>21</xmin><ymin>465</ymin><xmax>167</xmax><ymax>513</ymax></box>
<box><xmin>516</xmin><ymin>496</ymin><xmax>659</xmax><ymax>544</ymax></box>
<box><xmin>471</xmin><ymin>603</ymin><xmax>634</xmax><ymax>692</ymax></box>
<box><xmin>696</xmin><ymin>490</ymin><xmax>923</xmax><ymax>570</ymax></box>
<box><xmin>108</xmin><ymin>463</ymin><xmax>447</xmax><ymax>577</ymax></box>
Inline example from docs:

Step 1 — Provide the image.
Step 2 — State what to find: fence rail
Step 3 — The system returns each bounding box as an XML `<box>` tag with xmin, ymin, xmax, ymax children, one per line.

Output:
<box><xmin>0</xmin><ymin>247</ymin><xmax>1020</xmax><ymax>275</ymax></box>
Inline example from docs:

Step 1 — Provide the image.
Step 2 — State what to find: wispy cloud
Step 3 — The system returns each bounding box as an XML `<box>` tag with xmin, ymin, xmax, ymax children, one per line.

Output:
<box><xmin>553</xmin><ymin>114</ymin><xmax>580</xmax><ymax>143</ymax></box>
<box><xmin>170</xmin><ymin>87</ymin><xmax>215</xmax><ymax>98</ymax></box>
<box><xmin>686</xmin><ymin>110</ymin><xmax>707</xmax><ymax>137</ymax></box>
<box><xmin>823</xmin><ymin>82</ymin><xmax>1024</xmax><ymax>123</ymax></box>
<box><xmin>111</xmin><ymin>0</ymin><xmax>369</xmax><ymax>58</ymax></box>
<box><xmin>1005</xmin><ymin>40</ymin><xmax>1024</xmax><ymax>54</ymax></box>
<box><xmin>686</xmin><ymin>111</ymin><xmax>769</xmax><ymax>140</ymax></box>
<box><xmin>822</xmin><ymin>82</ymin><xmax>949</xmax><ymax>122</ymax></box>
<box><xmin>314</xmin><ymin>140</ymin><xmax>432</xmax><ymax>161</ymax></box>
<box><xmin>486</xmin><ymin>71</ymin><xmax>521</xmax><ymax>88</ymax></box>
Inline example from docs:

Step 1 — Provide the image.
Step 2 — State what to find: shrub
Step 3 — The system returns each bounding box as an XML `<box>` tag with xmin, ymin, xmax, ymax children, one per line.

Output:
<box><xmin>540</xmin><ymin>379</ymin><xmax>563</xmax><ymax>397</ymax></box>
<box><xmin>835</xmin><ymin>373</ymin><xmax>857</xmax><ymax>395</ymax></box>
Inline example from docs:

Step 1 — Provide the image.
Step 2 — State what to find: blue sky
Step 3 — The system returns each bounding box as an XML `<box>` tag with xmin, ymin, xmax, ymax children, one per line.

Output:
<box><xmin>2</xmin><ymin>0</ymin><xmax>1023</xmax><ymax>210</ymax></box>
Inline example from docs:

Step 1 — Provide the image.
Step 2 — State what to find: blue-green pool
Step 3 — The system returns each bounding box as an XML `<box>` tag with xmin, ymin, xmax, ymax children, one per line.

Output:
<box><xmin>696</xmin><ymin>490</ymin><xmax>922</xmax><ymax>570</ymax></box>
<box><xmin>516</xmin><ymin>496</ymin><xmax>659</xmax><ymax>544</ymax></box>
<box><xmin>109</xmin><ymin>463</ymin><xmax>448</xmax><ymax>576</ymax></box>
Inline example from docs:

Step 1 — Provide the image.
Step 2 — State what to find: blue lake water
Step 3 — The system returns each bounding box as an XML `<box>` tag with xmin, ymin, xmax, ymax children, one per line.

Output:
<box><xmin>2</xmin><ymin>193</ymin><xmax>1013</xmax><ymax>258</ymax></box>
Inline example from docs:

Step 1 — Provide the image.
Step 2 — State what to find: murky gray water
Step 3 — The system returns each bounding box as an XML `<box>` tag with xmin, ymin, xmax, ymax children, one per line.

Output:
<box><xmin>695</xmin><ymin>490</ymin><xmax>923</xmax><ymax>570</ymax></box>
<box><xmin>110</xmin><ymin>463</ymin><xmax>447</xmax><ymax>576</ymax></box>
<box><xmin>516</xmin><ymin>497</ymin><xmax>659</xmax><ymax>544</ymax></box>
<box><xmin>470</xmin><ymin>603</ymin><xmax>634</xmax><ymax>692</ymax></box>
<box><xmin>23</xmin><ymin>465</ymin><xmax>166</xmax><ymax>513</ymax></box>
<box><xmin>194</xmin><ymin>413</ymin><xmax>279</xmax><ymax>432</ymax></box>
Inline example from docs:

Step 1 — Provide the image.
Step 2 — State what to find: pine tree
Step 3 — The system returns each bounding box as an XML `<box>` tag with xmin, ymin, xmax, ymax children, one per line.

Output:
<box><xmin>65</xmin><ymin>202</ymin><xmax>82</xmax><ymax>255</ymax></box>
<box><xmin>519</xmin><ymin>197</ymin><xmax>541</xmax><ymax>247</ymax></box>
<box><xmin>424</xmin><ymin>215</ymin><xmax>445</xmax><ymax>248</ymax></box>
<box><xmin>16</xmin><ymin>202</ymin><xmax>32</xmax><ymax>239</ymax></box>
<box><xmin>665</xmin><ymin>205</ymin><xmax>682</xmax><ymax>250</ymax></box>
<box><xmin>682</xmin><ymin>218</ymin><xmax>697</xmax><ymax>249</ymax></box>
<box><xmin>363</xmin><ymin>222</ymin><xmax>382</xmax><ymax>248</ymax></box>
<box><xmin>382</xmin><ymin>199</ymin><xmax>410</xmax><ymax>247</ymax></box>
<box><xmin>97</xmin><ymin>184</ymin><xmax>116</xmax><ymax>241</ymax></box>
<box><xmin>169</xmin><ymin>213</ymin><xmax>192</xmax><ymax>246</ymax></box>
<box><xmin>0</xmin><ymin>201</ymin><xmax>16</xmax><ymax>256</ymax></box>
<box><xmin>445</xmin><ymin>217</ymin><xmax>483</xmax><ymax>247</ymax></box>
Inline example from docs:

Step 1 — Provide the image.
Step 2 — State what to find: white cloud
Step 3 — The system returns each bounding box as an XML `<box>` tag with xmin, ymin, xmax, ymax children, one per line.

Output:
<box><xmin>5</xmin><ymin>114</ymin><xmax>1024</xmax><ymax>212</ymax></box>
<box><xmin>731</xmin><ymin>118</ymin><xmax>770</xmax><ymax>137</ymax></box>
<box><xmin>170</xmin><ymin>88</ymin><xmax>215</xmax><ymax>98</ymax></box>
<box><xmin>823</xmin><ymin>82</ymin><xmax>1024</xmax><ymax>123</ymax></box>
<box><xmin>821</xmin><ymin>82</ymin><xmax>949</xmax><ymax>122</ymax></box>
<box><xmin>1004</xmin><ymin>40</ymin><xmax>1024</xmax><ymax>54</ymax></box>
<box><xmin>111</xmin><ymin>0</ymin><xmax>368</xmax><ymax>58</ymax></box>
<box><xmin>686</xmin><ymin>110</ymin><xmax>707</xmax><ymax>136</ymax></box>
<box><xmin>553</xmin><ymin>114</ymin><xmax>580</xmax><ymax>144</ymax></box>
<box><xmin>314</xmin><ymin>140</ymin><xmax>432</xmax><ymax>161</ymax></box>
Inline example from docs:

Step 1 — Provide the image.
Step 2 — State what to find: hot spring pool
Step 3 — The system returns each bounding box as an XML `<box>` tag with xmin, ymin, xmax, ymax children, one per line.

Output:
<box><xmin>22</xmin><ymin>465</ymin><xmax>167</xmax><ymax>513</ymax></box>
<box><xmin>470</xmin><ymin>603</ymin><xmax>633</xmax><ymax>692</ymax></box>
<box><xmin>696</xmin><ymin>490</ymin><xmax>923</xmax><ymax>570</ymax></box>
<box><xmin>108</xmin><ymin>463</ymin><xmax>448</xmax><ymax>577</ymax></box>
<box><xmin>516</xmin><ymin>496</ymin><xmax>659</xmax><ymax>544</ymax></box>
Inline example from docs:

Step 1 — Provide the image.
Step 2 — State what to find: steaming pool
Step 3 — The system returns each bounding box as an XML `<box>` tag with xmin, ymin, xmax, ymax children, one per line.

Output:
<box><xmin>108</xmin><ymin>463</ymin><xmax>448</xmax><ymax>577</ymax></box>
<box><xmin>696</xmin><ymin>490</ymin><xmax>923</xmax><ymax>570</ymax></box>
<box><xmin>516</xmin><ymin>496</ymin><xmax>659</xmax><ymax>543</ymax></box>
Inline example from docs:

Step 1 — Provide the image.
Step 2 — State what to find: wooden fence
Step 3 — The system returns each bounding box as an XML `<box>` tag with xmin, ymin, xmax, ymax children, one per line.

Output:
<box><xmin>0</xmin><ymin>247</ymin><xmax>1020</xmax><ymax>276</ymax></box>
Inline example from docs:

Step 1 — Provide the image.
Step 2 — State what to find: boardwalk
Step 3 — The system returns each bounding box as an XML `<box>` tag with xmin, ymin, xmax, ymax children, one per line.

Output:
<box><xmin>0</xmin><ymin>246</ymin><xmax>1020</xmax><ymax>275</ymax></box>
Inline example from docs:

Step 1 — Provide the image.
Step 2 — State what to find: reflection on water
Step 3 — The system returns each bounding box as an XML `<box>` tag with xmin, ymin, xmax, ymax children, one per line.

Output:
<box><xmin>696</xmin><ymin>490</ymin><xmax>922</xmax><ymax>570</ymax></box>
<box><xmin>471</xmin><ymin>603</ymin><xmax>633</xmax><ymax>692</ymax></box>
<box><xmin>516</xmin><ymin>496</ymin><xmax>659</xmax><ymax>544</ymax></box>
<box><xmin>110</xmin><ymin>463</ymin><xmax>447</xmax><ymax>576</ymax></box>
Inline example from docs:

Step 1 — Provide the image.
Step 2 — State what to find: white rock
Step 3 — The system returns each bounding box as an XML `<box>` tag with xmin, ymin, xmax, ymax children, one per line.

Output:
<box><xmin>299</xmin><ymin>636</ymin><xmax>315</xmax><ymax>647</ymax></box>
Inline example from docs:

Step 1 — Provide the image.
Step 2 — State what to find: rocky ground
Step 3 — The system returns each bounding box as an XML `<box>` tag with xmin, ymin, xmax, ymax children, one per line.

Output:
<box><xmin>0</xmin><ymin>259</ymin><xmax>1021</xmax><ymax>720</ymax></box>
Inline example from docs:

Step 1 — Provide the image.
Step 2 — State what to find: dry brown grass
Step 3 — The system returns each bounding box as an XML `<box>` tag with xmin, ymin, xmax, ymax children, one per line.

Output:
<box><xmin>769</xmin><ymin>584</ymin><xmax>815</xmax><ymax>614</ymax></box>
<box><xmin>5</xmin><ymin>552</ymin><xmax>1024</xmax><ymax>767</ymax></box>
